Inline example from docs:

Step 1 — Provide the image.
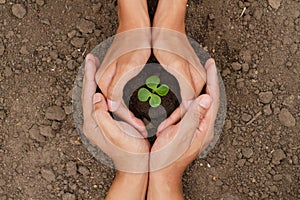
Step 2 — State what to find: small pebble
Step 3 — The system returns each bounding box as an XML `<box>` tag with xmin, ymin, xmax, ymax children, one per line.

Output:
<box><xmin>36</xmin><ymin>0</ymin><xmax>45</xmax><ymax>6</ymax></box>
<box><xmin>41</xmin><ymin>169</ymin><xmax>56</xmax><ymax>182</ymax></box>
<box><xmin>231</xmin><ymin>62</ymin><xmax>242</xmax><ymax>71</ymax></box>
<box><xmin>62</xmin><ymin>193</ymin><xmax>76</xmax><ymax>200</ymax></box>
<box><xmin>12</xmin><ymin>4</ymin><xmax>26</xmax><ymax>19</ymax></box>
<box><xmin>71</xmin><ymin>37</ymin><xmax>85</xmax><ymax>48</ymax></box>
<box><xmin>242</xmin><ymin>113</ymin><xmax>252</xmax><ymax>122</ymax></box>
<box><xmin>278</xmin><ymin>108</ymin><xmax>296</xmax><ymax>127</ymax></box>
<box><xmin>272</xmin><ymin>149</ymin><xmax>286</xmax><ymax>165</ymax></box>
<box><xmin>242</xmin><ymin>148</ymin><xmax>253</xmax><ymax>158</ymax></box>
<box><xmin>263</xmin><ymin>104</ymin><xmax>272</xmax><ymax>116</ymax></box>
<box><xmin>45</xmin><ymin>106</ymin><xmax>66</xmax><ymax>121</ymax></box>
<box><xmin>268</xmin><ymin>0</ymin><xmax>282</xmax><ymax>10</ymax></box>
<box><xmin>259</xmin><ymin>91</ymin><xmax>273</xmax><ymax>104</ymax></box>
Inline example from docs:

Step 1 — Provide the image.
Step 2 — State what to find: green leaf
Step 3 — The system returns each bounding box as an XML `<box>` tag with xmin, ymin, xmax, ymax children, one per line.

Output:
<box><xmin>146</xmin><ymin>75</ymin><xmax>160</xmax><ymax>90</ymax></box>
<box><xmin>156</xmin><ymin>84</ymin><xmax>169</xmax><ymax>96</ymax></box>
<box><xmin>149</xmin><ymin>94</ymin><xmax>161</xmax><ymax>108</ymax></box>
<box><xmin>138</xmin><ymin>88</ymin><xmax>151</xmax><ymax>102</ymax></box>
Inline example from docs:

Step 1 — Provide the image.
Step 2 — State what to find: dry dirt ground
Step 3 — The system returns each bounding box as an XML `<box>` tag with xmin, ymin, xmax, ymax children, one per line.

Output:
<box><xmin>0</xmin><ymin>0</ymin><xmax>299</xmax><ymax>199</ymax></box>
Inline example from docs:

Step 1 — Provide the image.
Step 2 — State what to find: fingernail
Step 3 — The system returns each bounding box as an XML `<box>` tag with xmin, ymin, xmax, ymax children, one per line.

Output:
<box><xmin>107</xmin><ymin>99</ymin><xmax>120</xmax><ymax>112</ymax></box>
<box><xmin>205</xmin><ymin>59</ymin><xmax>215</xmax><ymax>70</ymax></box>
<box><xmin>199</xmin><ymin>96</ymin><xmax>211</xmax><ymax>109</ymax></box>
<box><xmin>93</xmin><ymin>94</ymin><xmax>102</xmax><ymax>104</ymax></box>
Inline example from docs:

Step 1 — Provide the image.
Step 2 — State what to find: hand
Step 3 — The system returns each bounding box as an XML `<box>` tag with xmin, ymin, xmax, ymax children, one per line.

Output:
<box><xmin>82</xmin><ymin>54</ymin><xmax>150</xmax><ymax>173</ymax></box>
<box><xmin>95</xmin><ymin>0</ymin><xmax>151</xmax><ymax>135</ymax></box>
<box><xmin>152</xmin><ymin>0</ymin><xmax>207</xmax><ymax>132</ymax></box>
<box><xmin>147</xmin><ymin>59</ymin><xmax>220</xmax><ymax>200</ymax></box>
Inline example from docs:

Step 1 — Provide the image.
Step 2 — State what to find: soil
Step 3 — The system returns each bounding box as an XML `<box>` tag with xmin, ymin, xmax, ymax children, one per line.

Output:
<box><xmin>124</xmin><ymin>60</ymin><xmax>181</xmax><ymax>143</ymax></box>
<box><xmin>0</xmin><ymin>0</ymin><xmax>299</xmax><ymax>199</ymax></box>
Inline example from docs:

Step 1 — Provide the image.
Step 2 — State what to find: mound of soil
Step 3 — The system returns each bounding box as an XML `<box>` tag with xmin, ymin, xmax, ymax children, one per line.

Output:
<box><xmin>123</xmin><ymin>58</ymin><xmax>181</xmax><ymax>143</ymax></box>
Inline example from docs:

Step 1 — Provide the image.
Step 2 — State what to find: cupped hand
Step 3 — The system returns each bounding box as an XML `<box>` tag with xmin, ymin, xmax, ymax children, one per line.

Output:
<box><xmin>82</xmin><ymin>55</ymin><xmax>150</xmax><ymax>173</ymax></box>
<box><xmin>152</xmin><ymin>1</ymin><xmax>207</xmax><ymax>132</ymax></box>
<box><xmin>150</xmin><ymin>59</ymin><xmax>220</xmax><ymax>174</ymax></box>
<box><xmin>147</xmin><ymin>59</ymin><xmax>219</xmax><ymax>199</ymax></box>
<box><xmin>94</xmin><ymin>0</ymin><xmax>151</xmax><ymax>135</ymax></box>
<box><xmin>95</xmin><ymin>48</ymin><xmax>150</xmax><ymax>136</ymax></box>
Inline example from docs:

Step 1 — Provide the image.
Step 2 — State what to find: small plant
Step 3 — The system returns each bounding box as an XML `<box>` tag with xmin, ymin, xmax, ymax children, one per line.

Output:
<box><xmin>138</xmin><ymin>75</ymin><xmax>169</xmax><ymax>108</ymax></box>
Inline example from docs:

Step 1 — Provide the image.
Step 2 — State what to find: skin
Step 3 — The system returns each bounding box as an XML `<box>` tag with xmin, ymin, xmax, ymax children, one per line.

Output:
<box><xmin>147</xmin><ymin>59</ymin><xmax>220</xmax><ymax>200</ymax></box>
<box><xmin>82</xmin><ymin>54</ymin><xmax>149</xmax><ymax>200</ymax></box>
<box><xmin>96</xmin><ymin>0</ymin><xmax>151</xmax><ymax>135</ymax></box>
<box><xmin>81</xmin><ymin>0</ymin><xmax>220</xmax><ymax>199</ymax></box>
<box><xmin>82</xmin><ymin>54</ymin><xmax>219</xmax><ymax>199</ymax></box>
<box><xmin>153</xmin><ymin>0</ymin><xmax>207</xmax><ymax>133</ymax></box>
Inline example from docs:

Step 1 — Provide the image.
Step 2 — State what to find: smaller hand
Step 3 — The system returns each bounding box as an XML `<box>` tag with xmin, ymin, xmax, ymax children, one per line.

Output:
<box><xmin>82</xmin><ymin>55</ymin><xmax>149</xmax><ymax>173</ymax></box>
<box><xmin>147</xmin><ymin>59</ymin><xmax>220</xmax><ymax>200</ymax></box>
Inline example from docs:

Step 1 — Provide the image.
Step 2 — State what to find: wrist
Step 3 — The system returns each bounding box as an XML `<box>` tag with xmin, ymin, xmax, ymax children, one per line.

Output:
<box><xmin>147</xmin><ymin>171</ymin><xmax>184</xmax><ymax>200</ymax></box>
<box><xmin>107</xmin><ymin>171</ymin><xmax>148</xmax><ymax>200</ymax></box>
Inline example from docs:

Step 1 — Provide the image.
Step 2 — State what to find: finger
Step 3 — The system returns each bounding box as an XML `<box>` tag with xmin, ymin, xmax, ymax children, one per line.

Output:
<box><xmin>205</xmin><ymin>59</ymin><xmax>219</xmax><ymax>100</ymax></box>
<box><xmin>157</xmin><ymin>106</ymin><xmax>182</xmax><ymax>133</ymax></box>
<box><xmin>163</xmin><ymin>64</ymin><xmax>196</xmax><ymax>101</ymax></box>
<box><xmin>93</xmin><ymin>93</ymin><xmax>121</xmax><ymax>141</ymax></box>
<box><xmin>179</xmin><ymin>94</ymin><xmax>212</xmax><ymax>132</ymax></box>
<box><xmin>113</xmin><ymin>101</ymin><xmax>147</xmax><ymax>138</ymax></box>
<box><xmin>106</xmin><ymin>63</ymin><xmax>144</xmax><ymax>111</ymax></box>
<box><xmin>82</xmin><ymin>54</ymin><xmax>97</xmax><ymax>121</ymax></box>
<box><xmin>190</xmin><ymin>110</ymin><xmax>212</xmax><ymax>153</ymax></box>
<box><xmin>95</xmin><ymin>62</ymin><xmax>117</xmax><ymax>96</ymax></box>
<box><xmin>205</xmin><ymin>59</ymin><xmax>220</xmax><ymax>121</ymax></box>
<box><xmin>189</xmin><ymin>64</ymin><xmax>206</xmax><ymax>95</ymax></box>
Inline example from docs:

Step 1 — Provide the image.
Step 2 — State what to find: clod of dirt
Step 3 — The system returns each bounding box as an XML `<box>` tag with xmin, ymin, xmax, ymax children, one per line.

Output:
<box><xmin>268</xmin><ymin>0</ymin><xmax>282</xmax><ymax>10</ymax></box>
<box><xmin>271</xmin><ymin>149</ymin><xmax>286</xmax><ymax>165</ymax></box>
<box><xmin>0</xmin><ymin>42</ymin><xmax>5</xmax><ymax>56</ymax></box>
<box><xmin>36</xmin><ymin>0</ymin><xmax>45</xmax><ymax>6</ymax></box>
<box><xmin>20</xmin><ymin>45</ymin><xmax>29</xmax><ymax>55</ymax></box>
<box><xmin>3</xmin><ymin>67</ymin><xmax>12</xmax><ymax>77</ymax></box>
<box><xmin>11</xmin><ymin>4</ymin><xmax>26</xmax><ymax>19</ymax></box>
<box><xmin>39</xmin><ymin>125</ymin><xmax>55</xmax><ymax>138</ymax></box>
<box><xmin>263</xmin><ymin>104</ymin><xmax>273</xmax><ymax>116</ymax></box>
<box><xmin>278</xmin><ymin>108</ymin><xmax>296</xmax><ymax>127</ymax></box>
<box><xmin>259</xmin><ymin>91</ymin><xmax>273</xmax><ymax>104</ymax></box>
<box><xmin>77</xmin><ymin>19</ymin><xmax>96</xmax><ymax>34</ymax></box>
<box><xmin>41</xmin><ymin>168</ymin><xmax>56</xmax><ymax>182</ymax></box>
<box><xmin>64</xmin><ymin>105</ymin><xmax>73</xmax><ymax>115</ymax></box>
<box><xmin>242</xmin><ymin>148</ymin><xmax>253</xmax><ymax>159</ymax></box>
<box><xmin>231</xmin><ymin>62</ymin><xmax>242</xmax><ymax>71</ymax></box>
<box><xmin>241</xmin><ymin>113</ymin><xmax>252</xmax><ymax>122</ymax></box>
<box><xmin>62</xmin><ymin>193</ymin><xmax>76</xmax><ymax>200</ymax></box>
<box><xmin>282</xmin><ymin>95</ymin><xmax>296</xmax><ymax>108</ymax></box>
<box><xmin>45</xmin><ymin>106</ymin><xmax>66</xmax><ymax>121</ymax></box>
<box><xmin>71</xmin><ymin>37</ymin><xmax>85</xmax><ymax>48</ymax></box>
<box><xmin>65</xmin><ymin>161</ymin><xmax>77</xmax><ymax>177</ymax></box>
<box><xmin>78</xmin><ymin>166</ymin><xmax>90</xmax><ymax>176</ymax></box>
<box><xmin>29</xmin><ymin>124</ymin><xmax>46</xmax><ymax>142</ymax></box>
<box><xmin>0</xmin><ymin>0</ymin><xmax>6</xmax><ymax>5</ymax></box>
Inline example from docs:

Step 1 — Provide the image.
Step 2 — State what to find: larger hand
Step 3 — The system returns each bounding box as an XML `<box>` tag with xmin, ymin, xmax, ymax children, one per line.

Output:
<box><xmin>82</xmin><ymin>54</ymin><xmax>150</xmax><ymax>173</ymax></box>
<box><xmin>95</xmin><ymin>0</ymin><xmax>151</xmax><ymax>135</ymax></box>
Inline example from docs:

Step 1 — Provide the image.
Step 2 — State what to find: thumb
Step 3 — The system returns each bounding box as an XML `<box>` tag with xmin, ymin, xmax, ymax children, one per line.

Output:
<box><xmin>179</xmin><ymin>94</ymin><xmax>212</xmax><ymax>134</ymax></box>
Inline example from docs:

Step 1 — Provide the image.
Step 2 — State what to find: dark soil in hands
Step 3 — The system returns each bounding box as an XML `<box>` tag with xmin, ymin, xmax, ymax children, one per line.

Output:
<box><xmin>123</xmin><ymin>57</ymin><xmax>181</xmax><ymax>143</ymax></box>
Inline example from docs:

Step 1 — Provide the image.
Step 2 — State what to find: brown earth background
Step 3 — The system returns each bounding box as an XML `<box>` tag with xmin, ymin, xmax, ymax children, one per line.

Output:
<box><xmin>0</xmin><ymin>0</ymin><xmax>299</xmax><ymax>199</ymax></box>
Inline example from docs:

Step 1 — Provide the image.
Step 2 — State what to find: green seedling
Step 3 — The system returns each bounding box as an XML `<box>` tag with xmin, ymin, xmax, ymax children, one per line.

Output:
<box><xmin>138</xmin><ymin>75</ymin><xmax>169</xmax><ymax>108</ymax></box>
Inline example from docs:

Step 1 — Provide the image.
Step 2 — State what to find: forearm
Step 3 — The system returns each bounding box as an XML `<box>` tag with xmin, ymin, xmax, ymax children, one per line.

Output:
<box><xmin>153</xmin><ymin>0</ymin><xmax>188</xmax><ymax>33</ymax></box>
<box><xmin>147</xmin><ymin>171</ymin><xmax>184</xmax><ymax>200</ymax></box>
<box><xmin>106</xmin><ymin>171</ymin><xmax>148</xmax><ymax>200</ymax></box>
<box><xmin>118</xmin><ymin>0</ymin><xmax>150</xmax><ymax>31</ymax></box>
